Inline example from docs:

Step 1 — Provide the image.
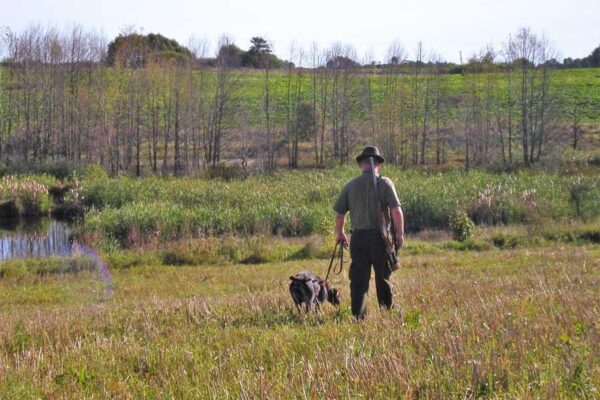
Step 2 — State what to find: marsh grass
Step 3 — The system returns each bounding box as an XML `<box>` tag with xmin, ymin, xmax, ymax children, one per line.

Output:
<box><xmin>78</xmin><ymin>168</ymin><xmax>600</xmax><ymax>248</ymax></box>
<box><xmin>1</xmin><ymin>246</ymin><xmax>598</xmax><ymax>398</ymax></box>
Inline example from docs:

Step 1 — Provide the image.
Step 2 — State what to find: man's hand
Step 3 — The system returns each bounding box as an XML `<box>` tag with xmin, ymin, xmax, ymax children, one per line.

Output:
<box><xmin>336</xmin><ymin>231</ymin><xmax>349</xmax><ymax>247</ymax></box>
<box><xmin>395</xmin><ymin>232</ymin><xmax>404</xmax><ymax>249</ymax></box>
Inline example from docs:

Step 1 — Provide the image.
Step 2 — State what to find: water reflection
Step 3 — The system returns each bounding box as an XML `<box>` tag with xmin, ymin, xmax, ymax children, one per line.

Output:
<box><xmin>0</xmin><ymin>219</ymin><xmax>72</xmax><ymax>261</ymax></box>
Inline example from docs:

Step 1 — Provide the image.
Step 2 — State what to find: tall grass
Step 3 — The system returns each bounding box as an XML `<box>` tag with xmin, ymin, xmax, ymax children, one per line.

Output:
<box><xmin>80</xmin><ymin>168</ymin><xmax>600</xmax><ymax>247</ymax></box>
<box><xmin>0</xmin><ymin>175</ymin><xmax>55</xmax><ymax>217</ymax></box>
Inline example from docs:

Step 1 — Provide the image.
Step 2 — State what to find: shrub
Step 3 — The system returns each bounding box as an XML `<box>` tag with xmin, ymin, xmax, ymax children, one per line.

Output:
<box><xmin>449</xmin><ymin>210</ymin><xmax>474</xmax><ymax>242</ymax></box>
<box><xmin>34</xmin><ymin>159</ymin><xmax>80</xmax><ymax>180</ymax></box>
<box><xmin>578</xmin><ymin>227</ymin><xmax>600</xmax><ymax>243</ymax></box>
<box><xmin>588</xmin><ymin>155</ymin><xmax>600</xmax><ymax>166</ymax></box>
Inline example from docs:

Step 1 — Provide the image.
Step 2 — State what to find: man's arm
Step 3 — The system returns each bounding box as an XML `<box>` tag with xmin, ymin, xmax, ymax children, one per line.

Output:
<box><xmin>390</xmin><ymin>206</ymin><xmax>404</xmax><ymax>248</ymax></box>
<box><xmin>335</xmin><ymin>213</ymin><xmax>349</xmax><ymax>246</ymax></box>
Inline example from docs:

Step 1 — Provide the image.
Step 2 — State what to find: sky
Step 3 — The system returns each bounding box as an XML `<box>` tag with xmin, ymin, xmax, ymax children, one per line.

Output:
<box><xmin>1</xmin><ymin>0</ymin><xmax>599</xmax><ymax>64</ymax></box>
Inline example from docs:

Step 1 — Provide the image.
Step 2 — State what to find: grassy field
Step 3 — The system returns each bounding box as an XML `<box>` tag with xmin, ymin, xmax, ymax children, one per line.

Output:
<box><xmin>1</xmin><ymin>164</ymin><xmax>600</xmax><ymax>398</ymax></box>
<box><xmin>1</xmin><ymin>242</ymin><xmax>598</xmax><ymax>398</ymax></box>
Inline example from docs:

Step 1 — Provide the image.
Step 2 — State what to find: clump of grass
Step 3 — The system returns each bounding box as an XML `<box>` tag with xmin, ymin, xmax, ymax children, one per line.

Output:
<box><xmin>0</xmin><ymin>175</ymin><xmax>52</xmax><ymax>217</ymax></box>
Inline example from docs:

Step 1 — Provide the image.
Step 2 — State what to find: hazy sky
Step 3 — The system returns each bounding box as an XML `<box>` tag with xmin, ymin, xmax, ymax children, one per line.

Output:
<box><xmin>1</xmin><ymin>0</ymin><xmax>599</xmax><ymax>63</ymax></box>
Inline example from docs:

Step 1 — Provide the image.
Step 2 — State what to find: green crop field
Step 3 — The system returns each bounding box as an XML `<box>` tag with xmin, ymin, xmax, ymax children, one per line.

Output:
<box><xmin>2</xmin><ymin>66</ymin><xmax>599</xmax><ymax>125</ymax></box>
<box><xmin>225</xmin><ymin>67</ymin><xmax>600</xmax><ymax>123</ymax></box>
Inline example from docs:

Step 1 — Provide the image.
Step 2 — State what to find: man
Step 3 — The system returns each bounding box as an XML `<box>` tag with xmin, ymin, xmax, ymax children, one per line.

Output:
<box><xmin>333</xmin><ymin>146</ymin><xmax>404</xmax><ymax>319</ymax></box>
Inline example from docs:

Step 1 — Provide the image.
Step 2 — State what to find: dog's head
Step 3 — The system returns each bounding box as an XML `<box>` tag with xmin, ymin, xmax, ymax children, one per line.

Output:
<box><xmin>326</xmin><ymin>286</ymin><xmax>341</xmax><ymax>306</ymax></box>
<box><xmin>289</xmin><ymin>275</ymin><xmax>312</xmax><ymax>283</ymax></box>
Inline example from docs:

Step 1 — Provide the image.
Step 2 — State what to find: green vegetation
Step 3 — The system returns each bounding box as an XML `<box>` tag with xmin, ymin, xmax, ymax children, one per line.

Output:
<box><xmin>75</xmin><ymin>167</ymin><xmax>600</xmax><ymax>248</ymax></box>
<box><xmin>226</xmin><ymin>67</ymin><xmax>600</xmax><ymax>124</ymax></box>
<box><xmin>1</xmin><ymin>167</ymin><xmax>600</xmax><ymax>398</ymax></box>
<box><xmin>1</xmin><ymin>167</ymin><xmax>599</xmax><ymax>249</ymax></box>
<box><xmin>1</xmin><ymin>26</ymin><xmax>599</xmax><ymax>399</ymax></box>
<box><xmin>106</xmin><ymin>32</ymin><xmax>193</xmax><ymax>67</ymax></box>
<box><xmin>0</xmin><ymin>175</ymin><xmax>54</xmax><ymax>217</ymax></box>
<box><xmin>448</xmin><ymin>210</ymin><xmax>474</xmax><ymax>241</ymax></box>
<box><xmin>1</xmin><ymin>244</ymin><xmax>598</xmax><ymax>397</ymax></box>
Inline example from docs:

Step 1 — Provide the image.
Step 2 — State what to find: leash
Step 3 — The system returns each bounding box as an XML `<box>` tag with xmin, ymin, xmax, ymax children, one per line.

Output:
<box><xmin>325</xmin><ymin>240</ymin><xmax>345</xmax><ymax>281</ymax></box>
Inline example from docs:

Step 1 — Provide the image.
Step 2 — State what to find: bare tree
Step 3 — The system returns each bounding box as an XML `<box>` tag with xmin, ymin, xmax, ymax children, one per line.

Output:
<box><xmin>328</xmin><ymin>42</ymin><xmax>356</xmax><ymax>164</ymax></box>
<box><xmin>377</xmin><ymin>41</ymin><xmax>406</xmax><ymax>165</ymax></box>
<box><xmin>187</xmin><ymin>36</ymin><xmax>210</xmax><ymax>172</ymax></box>
<box><xmin>506</xmin><ymin>28</ymin><xmax>560</xmax><ymax>165</ymax></box>
<box><xmin>205</xmin><ymin>36</ymin><xmax>240</xmax><ymax>168</ymax></box>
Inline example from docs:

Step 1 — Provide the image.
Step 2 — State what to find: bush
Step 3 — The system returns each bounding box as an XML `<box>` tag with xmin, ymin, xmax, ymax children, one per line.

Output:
<box><xmin>2</xmin><ymin>159</ymin><xmax>81</xmax><ymax>180</ymax></box>
<box><xmin>449</xmin><ymin>210</ymin><xmax>474</xmax><ymax>242</ymax></box>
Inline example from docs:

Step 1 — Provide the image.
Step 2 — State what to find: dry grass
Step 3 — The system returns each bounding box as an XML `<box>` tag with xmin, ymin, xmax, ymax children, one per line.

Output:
<box><xmin>1</xmin><ymin>245</ymin><xmax>599</xmax><ymax>398</ymax></box>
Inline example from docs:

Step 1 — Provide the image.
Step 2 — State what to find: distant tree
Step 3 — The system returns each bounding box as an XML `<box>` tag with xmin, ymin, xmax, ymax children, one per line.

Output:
<box><xmin>544</xmin><ymin>58</ymin><xmax>561</xmax><ymax>67</ymax></box>
<box><xmin>562</xmin><ymin>44</ymin><xmax>600</xmax><ymax>68</ymax></box>
<box><xmin>241</xmin><ymin>37</ymin><xmax>285</xmax><ymax>69</ymax></box>
<box><xmin>242</xmin><ymin>37</ymin><xmax>271</xmax><ymax>67</ymax></box>
<box><xmin>107</xmin><ymin>33</ymin><xmax>148</xmax><ymax>67</ymax></box>
<box><xmin>326</xmin><ymin>55</ymin><xmax>360</xmax><ymax>69</ymax></box>
<box><xmin>217</xmin><ymin>41</ymin><xmax>243</xmax><ymax>68</ymax></box>
<box><xmin>106</xmin><ymin>33</ymin><xmax>191</xmax><ymax>67</ymax></box>
<box><xmin>589</xmin><ymin>45</ymin><xmax>600</xmax><ymax>67</ymax></box>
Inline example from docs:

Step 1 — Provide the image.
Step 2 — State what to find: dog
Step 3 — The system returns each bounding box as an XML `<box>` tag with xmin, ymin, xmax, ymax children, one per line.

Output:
<box><xmin>289</xmin><ymin>271</ymin><xmax>341</xmax><ymax>312</ymax></box>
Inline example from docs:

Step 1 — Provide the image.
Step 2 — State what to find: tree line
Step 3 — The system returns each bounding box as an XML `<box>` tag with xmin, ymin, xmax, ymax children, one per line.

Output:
<box><xmin>0</xmin><ymin>24</ymin><xmax>595</xmax><ymax>176</ymax></box>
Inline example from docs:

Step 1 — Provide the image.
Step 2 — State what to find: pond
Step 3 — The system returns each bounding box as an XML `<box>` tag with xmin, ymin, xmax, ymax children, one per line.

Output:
<box><xmin>0</xmin><ymin>218</ymin><xmax>73</xmax><ymax>261</ymax></box>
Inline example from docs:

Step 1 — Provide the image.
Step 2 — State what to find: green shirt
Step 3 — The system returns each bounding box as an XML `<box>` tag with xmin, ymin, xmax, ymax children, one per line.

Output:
<box><xmin>333</xmin><ymin>170</ymin><xmax>401</xmax><ymax>230</ymax></box>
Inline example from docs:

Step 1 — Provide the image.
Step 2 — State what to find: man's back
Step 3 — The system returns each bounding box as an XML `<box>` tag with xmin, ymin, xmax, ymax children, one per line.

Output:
<box><xmin>333</xmin><ymin>171</ymin><xmax>400</xmax><ymax>231</ymax></box>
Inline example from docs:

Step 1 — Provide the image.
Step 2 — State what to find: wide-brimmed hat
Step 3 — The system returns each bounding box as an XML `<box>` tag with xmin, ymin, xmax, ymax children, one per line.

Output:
<box><xmin>356</xmin><ymin>146</ymin><xmax>385</xmax><ymax>164</ymax></box>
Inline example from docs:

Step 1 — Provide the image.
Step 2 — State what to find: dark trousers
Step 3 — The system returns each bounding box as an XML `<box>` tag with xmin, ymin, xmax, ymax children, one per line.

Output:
<box><xmin>349</xmin><ymin>229</ymin><xmax>393</xmax><ymax>319</ymax></box>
